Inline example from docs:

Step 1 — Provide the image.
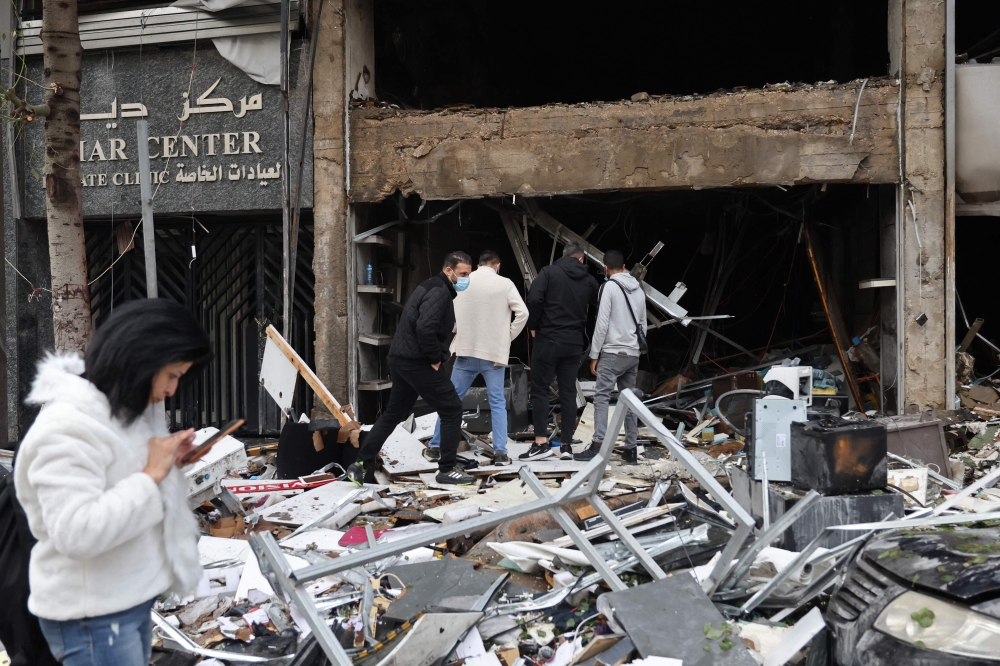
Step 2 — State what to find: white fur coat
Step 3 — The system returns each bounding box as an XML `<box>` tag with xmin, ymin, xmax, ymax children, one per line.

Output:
<box><xmin>14</xmin><ymin>354</ymin><xmax>202</xmax><ymax>621</ymax></box>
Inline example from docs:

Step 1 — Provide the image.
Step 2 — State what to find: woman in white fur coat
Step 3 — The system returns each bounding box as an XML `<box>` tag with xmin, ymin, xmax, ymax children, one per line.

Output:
<box><xmin>14</xmin><ymin>299</ymin><xmax>212</xmax><ymax>666</ymax></box>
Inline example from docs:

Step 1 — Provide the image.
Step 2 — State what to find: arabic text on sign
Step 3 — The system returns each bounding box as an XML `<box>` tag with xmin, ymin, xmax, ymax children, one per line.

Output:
<box><xmin>79</xmin><ymin>79</ymin><xmax>264</xmax><ymax>124</ymax></box>
<box><xmin>82</xmin><ymin>163</ymin><xmax>283</xmax><ymax>188</ymax></box>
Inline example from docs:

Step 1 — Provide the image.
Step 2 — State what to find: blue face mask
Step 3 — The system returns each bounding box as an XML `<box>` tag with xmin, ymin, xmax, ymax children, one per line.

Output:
<box><xmin>454</xmin><ymin>276</ymin><xmax>471</xmax><ymax>292</ymax></box>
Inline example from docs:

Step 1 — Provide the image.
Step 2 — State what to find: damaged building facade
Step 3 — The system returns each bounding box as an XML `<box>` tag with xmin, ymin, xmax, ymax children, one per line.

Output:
<box><xmin>324</xmin><ymin>0</ymin><xmax>957</xmax><ymax>426</ymax></box>
<box><xmin>8</xmin><ymin>3</ymin><xmax>1000</xmax><ymax>666</ymax></box>
<box><xmin>2</xmin><ymin>0</ymin><xmax>997</xmax><ymax>437</ymax></box>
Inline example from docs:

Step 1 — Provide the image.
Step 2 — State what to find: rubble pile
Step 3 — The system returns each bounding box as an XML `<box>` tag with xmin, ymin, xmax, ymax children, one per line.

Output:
<box><xmin>7</xmin><ymin>316</ymin><xmax>1000</xmax><ymax>666</ymax></box>
<box><xmin>134</xmin><ymin>337</ymin><xmax>1000</xmax><ymax>666</ymax></box>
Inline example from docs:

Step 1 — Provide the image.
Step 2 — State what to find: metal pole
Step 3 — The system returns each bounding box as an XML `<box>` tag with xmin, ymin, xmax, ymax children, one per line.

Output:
<box><xmin>945</xmin><ymin>0</ymin><xmax>957</xmax><ymax>407</ymax></box>
<box><xmin>288</xmin><ymin>0</ymin><xmax>326</xmax><ymax>326</ymax></box>
<box><xmin>136</xmin><ymin>119</ymin><xmax>157</xmax><ymax>298</ymax></box>
<box><xmin>279</xmin><ymin>0</ymin><xmax>291</xmax><ymax>336</ymax></box>
<box><xmin>137</xmin><ymin>119</ymin><xmax>166</xmax><ymax>424</ymax></box>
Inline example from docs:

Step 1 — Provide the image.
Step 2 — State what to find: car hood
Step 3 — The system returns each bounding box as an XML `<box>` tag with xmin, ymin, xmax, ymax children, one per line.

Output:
<box><xmin>864</xmin><ymin>525</ymin><xmax>1000</xmax><ymax>602</ymax></box>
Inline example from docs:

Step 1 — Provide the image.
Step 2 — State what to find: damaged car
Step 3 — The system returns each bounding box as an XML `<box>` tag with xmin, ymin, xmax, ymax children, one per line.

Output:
<box><xmin>828</xmin><ymin>523</ymin><xmax>1000</xmax><ymax>665</ymax></box>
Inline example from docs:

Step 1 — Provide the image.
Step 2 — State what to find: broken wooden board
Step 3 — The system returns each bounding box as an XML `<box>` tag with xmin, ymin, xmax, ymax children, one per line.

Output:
<box><xmin>259</xmin><ymin>480</ymin><xmax>386</xmax><ymax>526</ymax></box>
<box><xmin>265</xmin><ymin>325</ymin><xmax>350</xmax><ymax>425</ymax></box>
<box><xmin>412</xmin><ymin>413</ymin><xmax>439</xmax><ymax>440</ymax></box>
<box><xmin>198</xmin><ymin>536</ymin><xmax>251</xmax><ymax>566</ymax></box>
<box><xmin>575</xmin><ymin>402</ymin><xmax>597</xmax><ymax>444</ymax></box>
<box><xmin>382</xmin><ymin>424</ymin><xmax>438</xmax><ymax>476</ymax></box>
<box><xmin>280</xmin><ymin>528</ymin><xmax>348</xmax><ymax>553</ymax></box>
<box><xmin>573</xmin><ymin>402</ymin><xmax>627</xmax><ymax>446</ymax></box>
<box><xmin>424</xmin><ymin>479</ymin><xmax>536</xmax><ymax>522</ymax></box>
<box><xmin>470</xmin><ymin>460</ymin><xmax>588</xmax><ymax>476</ymax></box>
<box><xmin>260</xmin><ymin>335</ymin><xmax>299</xmax><ymax>413</ymax></box>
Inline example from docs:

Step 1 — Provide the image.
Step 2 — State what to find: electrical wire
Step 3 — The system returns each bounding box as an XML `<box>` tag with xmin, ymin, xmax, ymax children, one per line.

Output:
<box><xmin>6</xmin><ymin>217</ymin><xmax>143</xmax><ymax>296</ymax></box>
<box><xmin>87</xmin><ymin>220</ymin><xmax>144</xmax><ymax>286</ymax></box>
<box><xmin>152</xmin><ymin>15</ymin><xmax>200</xmax><ymax>201</ymax></box>
<box><xmin>759</xmin><ymin>224</ymin><xmax>802</xmax><ymax>360</ymax></box>
<box><xmin>5</xmin><ymin>256</ymin><xmax>51</xmax><ymax>297</ymax></box>
<box><xmin>700</xmin><ymin>352</ymin><xmax>730</xmax><ymax>373</ymax></box>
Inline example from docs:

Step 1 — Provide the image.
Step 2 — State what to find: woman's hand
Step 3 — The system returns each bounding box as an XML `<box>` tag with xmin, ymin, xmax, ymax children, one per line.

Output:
<box><xmin>143</xmin><ymin>429</ymin><xmax>196</xmax><ymax>484</ymax></box>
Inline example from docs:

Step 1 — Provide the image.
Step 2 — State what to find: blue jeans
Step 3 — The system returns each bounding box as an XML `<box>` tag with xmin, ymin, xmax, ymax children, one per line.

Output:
<box><xmin>429</xmin><ymin>356</ymin><xmax>508</xmax><ymax>452</ymax></box>
<box><xmin>39</xmin><ymin>599</ymin><xmax>155</xmax><ymax>666</ymax></box>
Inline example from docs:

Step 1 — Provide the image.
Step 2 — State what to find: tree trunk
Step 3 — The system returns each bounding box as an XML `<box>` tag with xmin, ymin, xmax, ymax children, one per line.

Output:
<box><xmin>41</xmin><ymin>0</ymin><xmax>90</xmax><ymax>353</ymax></box>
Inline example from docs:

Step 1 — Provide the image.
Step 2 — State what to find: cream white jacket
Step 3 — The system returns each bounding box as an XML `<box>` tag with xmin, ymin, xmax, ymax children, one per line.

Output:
<box><xmin>451</xmin><ymin>266</ymin><xmax>528</xmax><ymax>365</ymax></box>
<box><xmin>14</xmin><ymin>354</ymin><xmax>202</xmax><ymax>621</ymax></box>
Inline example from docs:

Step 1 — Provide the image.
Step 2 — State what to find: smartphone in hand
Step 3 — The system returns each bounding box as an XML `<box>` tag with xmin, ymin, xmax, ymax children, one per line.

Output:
<box><xmin>181</xmin><ymin>418</ymin><xmax>245</xmax><ymax>464</ymax></box>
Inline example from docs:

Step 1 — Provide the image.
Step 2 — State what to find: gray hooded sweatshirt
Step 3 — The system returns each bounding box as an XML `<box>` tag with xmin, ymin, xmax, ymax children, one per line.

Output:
<box><xmin>590</xmin><ymin>272</ymin><xmax>647</xmax><ymax>359</ymax></box>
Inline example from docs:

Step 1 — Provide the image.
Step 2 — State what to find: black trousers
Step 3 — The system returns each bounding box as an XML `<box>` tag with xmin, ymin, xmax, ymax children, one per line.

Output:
<box><xmin>358</xmin><ymin>357</ymin><xmax>463</xmax><ymax>472</ymax></box>
<box><xmin>530</xmin><ymin>339</ymin><xmax>583</xmax><ymax>443</ymax></box>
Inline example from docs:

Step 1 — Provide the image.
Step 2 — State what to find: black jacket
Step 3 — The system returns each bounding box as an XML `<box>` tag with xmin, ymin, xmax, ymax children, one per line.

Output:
<box><xmin>527</xmin><ymin>256</ymin><xmax>599</xmax><ymax>346</ymax></box>
<box><xmin>389</xmin><ymin>272</ymin><xmax>458</xmax><ymax>364</ymax></box>
<box><xmin>0</xmin><ymin>464</ymin><xmax>59</xmax><ymax>666</ymax></box>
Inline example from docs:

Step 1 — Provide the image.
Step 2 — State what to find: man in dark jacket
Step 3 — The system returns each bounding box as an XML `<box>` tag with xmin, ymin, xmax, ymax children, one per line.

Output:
<box><xmin>523</xmin><ymin>243</ymin><xmax>599</xmax><ymax>461</ymax></box>
<box><xmin>348</xmin><ymin>252</ymin><xmax>476</xmax><ymax>486</ymax></box>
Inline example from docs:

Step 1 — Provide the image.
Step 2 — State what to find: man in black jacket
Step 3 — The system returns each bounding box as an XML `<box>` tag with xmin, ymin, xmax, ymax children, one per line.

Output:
<box><xmin>523</xmin><ymin>243</ymin><xmax>599</xmax><ymax>461</ymax></box>
<box><xmin>348</xmin><ymin>252</ymin><xmax>475</xmax><ymax>485</ymax></box>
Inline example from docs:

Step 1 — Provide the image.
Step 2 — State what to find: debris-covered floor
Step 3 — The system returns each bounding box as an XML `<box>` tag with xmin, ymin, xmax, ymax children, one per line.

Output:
<box><xmin>142</xmin><ymin>324</ymin><xmax>1000</xmax><ymax>666</ymax></box>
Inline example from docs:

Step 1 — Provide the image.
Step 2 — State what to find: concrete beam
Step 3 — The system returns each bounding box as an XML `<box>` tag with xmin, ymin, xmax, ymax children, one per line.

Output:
<box><xmin>348</xmin><ymin>81</ymin><xmax>900</xmax><ymax>203</ymax></box>
<box><xmin>312</xmin><ymin>0</ymin><xmax>350</xmax><ymax>400</ymax></box>
<box><xmin>897</xmin><ymin>0</ymin><xmax>948</xmax><ymax>410</ymax></box>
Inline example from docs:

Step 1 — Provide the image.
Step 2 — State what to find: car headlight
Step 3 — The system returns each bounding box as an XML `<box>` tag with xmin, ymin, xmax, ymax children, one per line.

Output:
<box><xmin>875</xmin><ymin>591</ymin><xmax>1000</xmax><ymax>660</ymax></box>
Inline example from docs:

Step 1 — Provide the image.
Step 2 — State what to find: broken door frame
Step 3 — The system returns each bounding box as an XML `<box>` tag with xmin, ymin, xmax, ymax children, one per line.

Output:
<box><xmin>249</xmin><ymin>389</ymin><xmax>756</xmax><ymax>665</ymax></box>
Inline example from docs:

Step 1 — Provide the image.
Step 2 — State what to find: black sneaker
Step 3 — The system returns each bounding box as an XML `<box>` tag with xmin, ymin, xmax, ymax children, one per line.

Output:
<box><xmin>346</xmin><ymin>462</ymin><xmax>365</xmax><ymax>486</ymax></box>
<box><xmin>518</xmin><ymin>444</ymin><xmax>553</xmax><ymax>461</ymax></box>
<box><xmin>573</xmin><ymin>442</ymin><xmax>602</xmax><ymax>461</ymax></box>
<box><xmin>423</xmin><ymin>447</ymin><xmax>441</xmax><ymax>462</ymax></box>
<box><xmin>622</xmin><ymin>447</ymin><xmax>638</xmax><ymax>464</ymax></box>
<box><xmin>435</xmin><ymin>468</ymin><xmax>476</xmax><ymax>485</ymax></box>
<box><xmin>493</xmin><ymin>451</ymin><xmax>511</xmax><ymax>466</ymax></box>
<box><xmin>559</xmin><ymin>444</ymin><xmax>574</xmax><ymax>460</ymax></box>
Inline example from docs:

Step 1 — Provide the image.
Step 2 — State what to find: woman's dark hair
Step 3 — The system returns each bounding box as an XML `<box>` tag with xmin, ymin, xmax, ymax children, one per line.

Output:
<box><xmin>85</xmin><ymin>299</ymin><xmax>212</xmax><ymax>424</ymax></box>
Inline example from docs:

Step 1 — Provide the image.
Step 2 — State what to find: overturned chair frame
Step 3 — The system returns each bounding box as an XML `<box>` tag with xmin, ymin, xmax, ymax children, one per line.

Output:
<box><xmin>250</xmin><ymin>389</ymin><xmax>756</xmax><ymax>665</ymax></box>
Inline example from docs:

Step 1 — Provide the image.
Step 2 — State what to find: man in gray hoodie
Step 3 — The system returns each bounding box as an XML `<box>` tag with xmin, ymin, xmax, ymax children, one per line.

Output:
<box><xmin>575</xmin><ymin>250</ymin><xmax>647</xmax><ymax>463</ymax></box>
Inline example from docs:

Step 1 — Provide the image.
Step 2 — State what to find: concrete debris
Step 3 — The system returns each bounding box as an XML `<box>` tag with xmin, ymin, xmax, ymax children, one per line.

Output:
<box><xmin>51</xmin><ymin>335</ymin><xmax>1000</xmax><ymax>666</ymax></box>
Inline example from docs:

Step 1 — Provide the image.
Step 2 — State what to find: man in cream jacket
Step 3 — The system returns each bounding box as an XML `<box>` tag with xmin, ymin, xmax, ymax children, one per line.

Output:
<box><xmin>426</xmin><ymin>250</ymin><xmax>528</xmax><ymax>465</ymax></box>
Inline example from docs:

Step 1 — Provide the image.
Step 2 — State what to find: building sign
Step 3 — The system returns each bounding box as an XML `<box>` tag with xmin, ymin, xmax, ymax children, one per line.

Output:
<box><xmin>23</xmin><ymin>44</ymin><xmax>312</xmax><ymax>218</ymax></box>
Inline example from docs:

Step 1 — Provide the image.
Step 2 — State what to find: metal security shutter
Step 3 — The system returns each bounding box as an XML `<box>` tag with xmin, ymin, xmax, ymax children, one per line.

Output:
<box><xmin>18</xmin><ymin>1</ymin><xmax>298</xmax><ymax>55</ymax></box>
<box><xmin>86</xmin><ymin>217</ymin><xmax>315</xmax><ymax>435</ymax></box>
